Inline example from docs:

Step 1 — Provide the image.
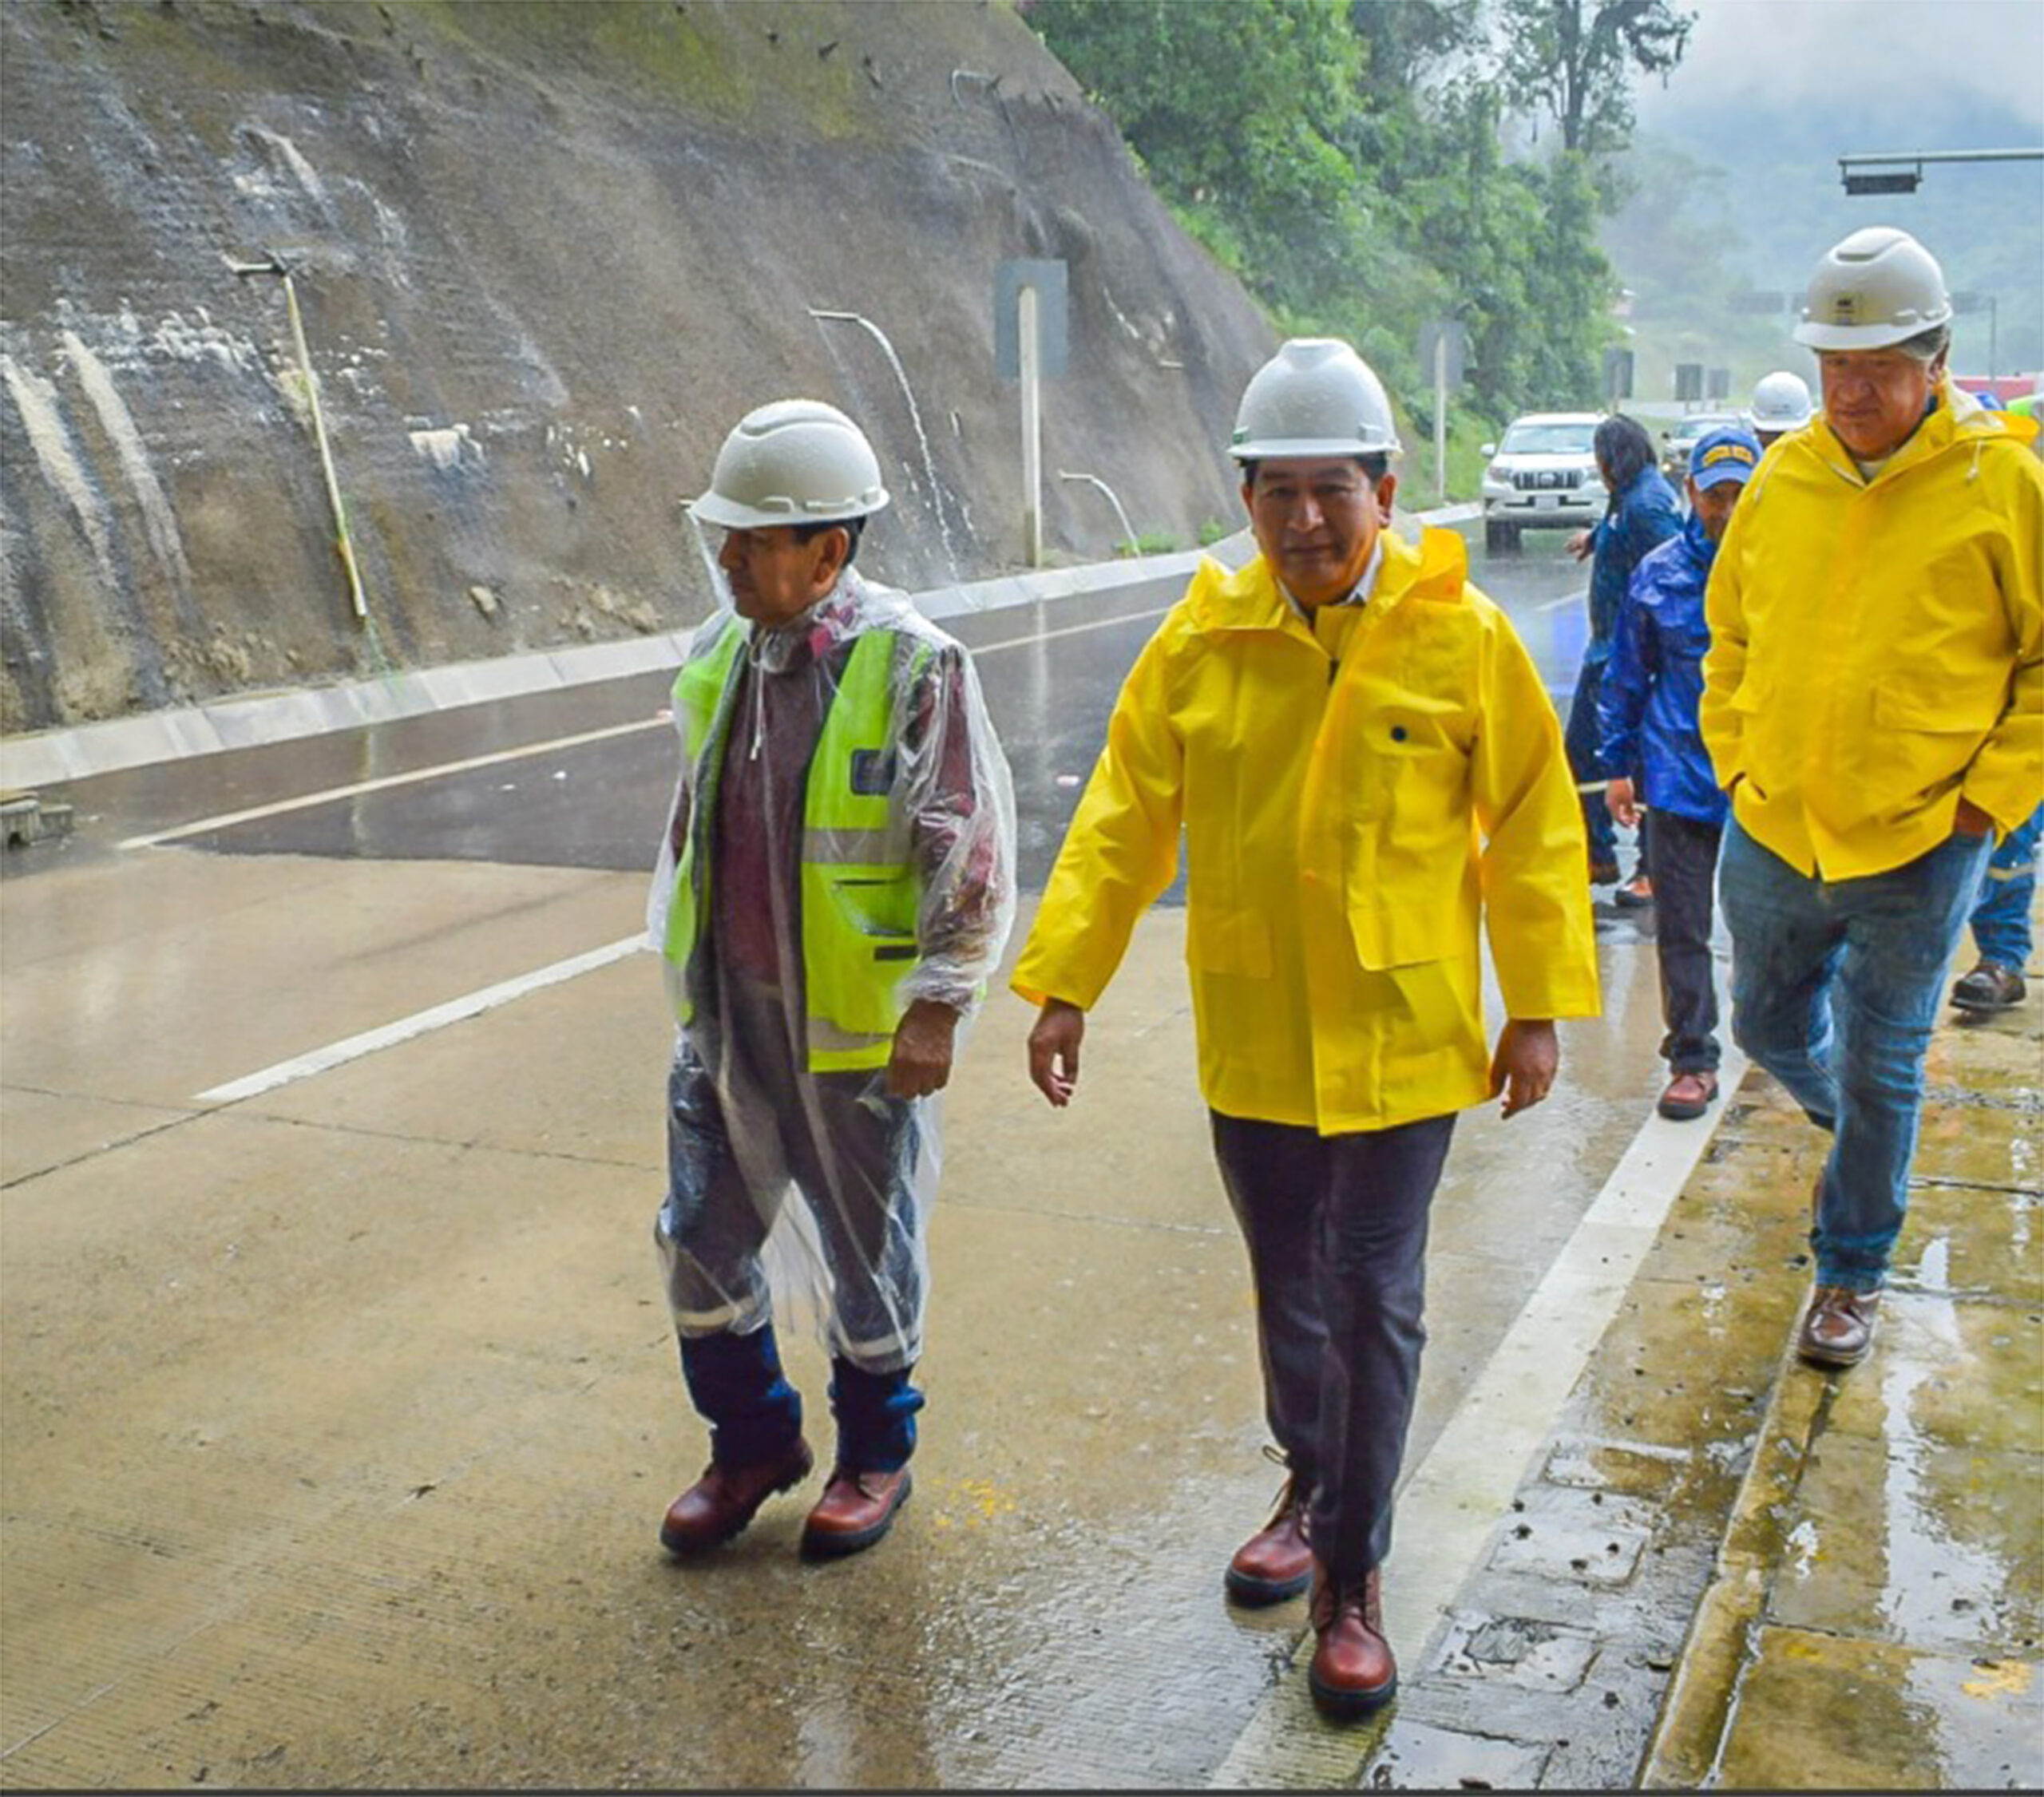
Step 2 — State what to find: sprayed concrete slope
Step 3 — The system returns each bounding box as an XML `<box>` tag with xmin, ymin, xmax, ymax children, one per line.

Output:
<box><xmin>0</xmin><ymin>0</ymin><xmax>1274</xmax><ymax>736</ymax></box>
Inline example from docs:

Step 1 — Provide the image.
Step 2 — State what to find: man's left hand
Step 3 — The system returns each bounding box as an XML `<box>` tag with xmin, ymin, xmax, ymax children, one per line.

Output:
<box><xmin>1953</xmin><ymin>797</ymin><xmax>1996</xmax><ymax>839</ymax></box>
<box><xmin>886</xmin><ymin>999</ymin><xmax>960</xmax><ymax>1098</ymax></box>
<box><xmin>1488</xmin><ymin>1019</ymin><xmax>1558</xmax><ymax>1119</ymax></box>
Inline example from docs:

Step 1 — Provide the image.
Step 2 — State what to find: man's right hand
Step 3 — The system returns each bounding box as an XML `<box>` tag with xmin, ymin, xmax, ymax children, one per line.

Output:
<box><xmin>1565</xmin><ymin>528</ymin><xmax>1595</xmax><ymax>562</ymax></box>
<box><xmin>1027</xmin><ymin>999</ymin><xmax>1085</xmax><ymax>1107</ymax></box>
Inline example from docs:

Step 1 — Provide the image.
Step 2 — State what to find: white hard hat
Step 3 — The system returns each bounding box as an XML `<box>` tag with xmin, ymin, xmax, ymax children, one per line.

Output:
<box><xmin>1749</xmin><ymin>370</ymin><xmax>1814</xmax><ymax>431</ymax></box>
<box><xmin>1793</xmin><ymin>227</ymin><xmax>1952</xmax><ymax>352</ymax></box>
<box><xmin>689</xmin><ymin>398</ymin><xmax>889</xmax><ymax>530</ymax></box>
<box><xmin>1229</xmin><ymin>338</ymin><xmax>1402</xmax><ymax>461</ymax></box>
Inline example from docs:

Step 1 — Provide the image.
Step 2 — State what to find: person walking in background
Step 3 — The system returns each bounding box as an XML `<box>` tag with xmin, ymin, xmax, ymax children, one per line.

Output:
<box><xmin>1566</xmin><ymin>415</ymin><xmax>1681</xmax><ymax>904</ymax></box>
<box><xmin>648</xmin><ymin>399</ymin><xmax>1016</xmax><ymax>1561</ymax></box>
<box><xmin>1702</xmin><ymin>227</ymin><xmax>2042</xmax><ymax>1371</ymax></box>
<box><xmin>1599</xmin><ymin>424</ymin><xmax>1762</xmax><ymax>1122</ymax></box>
<box><xmin>1951</xmin><ymin>801</ymin><xmax>2043</xmax><ymax>1013</ymax></box>
<box><xmin>1013</xmin><ymin>339</ymin><xmax>1598</xmax><ymax>1720</ymax></box>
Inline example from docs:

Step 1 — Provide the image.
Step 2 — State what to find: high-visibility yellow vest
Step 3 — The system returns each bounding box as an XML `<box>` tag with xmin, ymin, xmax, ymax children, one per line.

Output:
<box><xmin>664</xmin><ymin>615</ymin><xmax>932</xmax><ymax>1071</ymax></box>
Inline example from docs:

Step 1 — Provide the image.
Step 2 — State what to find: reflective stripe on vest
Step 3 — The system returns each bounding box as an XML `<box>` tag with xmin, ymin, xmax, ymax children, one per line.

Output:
<box><xmin>664</xmin><ymin>619</ymin><xmax>932</xmax><ymax>1071</ymax></box>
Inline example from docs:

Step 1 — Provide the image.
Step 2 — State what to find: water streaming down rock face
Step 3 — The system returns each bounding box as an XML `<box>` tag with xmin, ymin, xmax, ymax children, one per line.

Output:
<box><xmin>0</xmin><ymin>0</ymin><xmax>1273</xmax><ymax>734</ymax></box>
<box><xmin>809</xmin><ymin>309</ymin><xmax>962</xmax><ymax>588</ymax></box>
<box><xmin>61</xmin><ymin>328</ymin><xmax>200</xmax><ymax>623</ymax></box>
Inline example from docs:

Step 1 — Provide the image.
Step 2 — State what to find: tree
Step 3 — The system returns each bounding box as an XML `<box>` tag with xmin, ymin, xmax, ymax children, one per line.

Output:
<box><xmin>1496</xmin><ymin>0</ymin><xmax>1693</xmax><ymax>155</ymax></box>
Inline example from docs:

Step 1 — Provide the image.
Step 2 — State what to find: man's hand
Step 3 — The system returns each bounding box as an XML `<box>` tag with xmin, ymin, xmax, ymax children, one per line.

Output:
<box><xmin>1488</xmin><ymin>1019</ymin><xmax>1558</xmax><ymax>1119</ymax></box>
<box><xmin>886</xmin><ymin>999</ymin><xmax>960</xmax><ymax>1099</ymax></box>
<box><xmin>1027</xmin><ymin>999</ymin><xmax>1085</xmax><ymax>1107</ymax></box>
<box><xmin>1954</xmin><ymin>797</ymin><xmax>1996</xmax><ymax>839</ymax></box>
<box><xmin>1606</xmin><ymin>775</ymin><xmax>1640</xmax><ymax>829</ymax></box>
<box><xmin>1565</xmin><ymin>528</ymin><xmax>1594</xmax><ymax>563</ymax></box>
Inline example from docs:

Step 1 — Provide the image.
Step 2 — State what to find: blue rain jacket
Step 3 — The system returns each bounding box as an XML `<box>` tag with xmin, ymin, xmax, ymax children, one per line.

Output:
<box><xmin>1584</xmin><ymin>465</ymin><xmax>1682</xmax><ymax>667</ymax></box>
<box><xmin>1598</xmin><ymin>512</ymin><xmax>1729</xmax><ymax>826</ymax></box>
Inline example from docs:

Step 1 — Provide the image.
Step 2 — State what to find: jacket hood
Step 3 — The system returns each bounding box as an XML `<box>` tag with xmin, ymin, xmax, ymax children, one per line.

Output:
<box><xmin>1798</xmin><ymin>374</ymin><xmax>2038</xmax><ymax>488</ymax></box>
<box><xmin>1187</xmin><ymin>525</ymin><xmax>1468</xmax><ymax>632</ymax></box>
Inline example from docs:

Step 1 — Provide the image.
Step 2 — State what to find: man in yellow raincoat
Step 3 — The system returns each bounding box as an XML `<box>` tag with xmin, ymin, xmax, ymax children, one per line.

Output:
<box><xmin>1012</xmin><ymin>340</ymin><xmax>1600</xmax><ymax>1720</ymax></box>
<box><xmin>1703</xmin><ymin>228</ymin><xmax>2042</xmax><ymax>1372</ymax></box>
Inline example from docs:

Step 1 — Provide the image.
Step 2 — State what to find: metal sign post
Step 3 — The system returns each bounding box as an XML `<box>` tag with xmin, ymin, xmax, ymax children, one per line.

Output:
<box><xmin>996</xmin><ymin>259</ymin><xmax>1068</xmax><ymax>570</ymax></box>
<box><xmin>1020</xmin><ymin>283</ymin><xmax>1042</xmax><ymax>566</ymax></box>
<box><xmin>1417</xmin><ymin>319</ymin><xmax>1464</xmax><ymax>505</ymax></box>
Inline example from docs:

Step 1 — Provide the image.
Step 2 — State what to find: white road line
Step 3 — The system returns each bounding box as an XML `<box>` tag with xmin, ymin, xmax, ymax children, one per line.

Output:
<box><xmin>194</xmin><ymin>936</ymin><xmax>648</xmax><ymax>1104</ymax></box>
<box><xmin>1207</xmin><ymin>1047</ymin><xmax>1751</xmax><ymax>1788</ymax></box>
<box><xmin>123</xmin><ymin>607</ymin><xmax>1175</xmax><ymax>853</ymax></box>
<box><xmin>119</xmin><ymin>718</ymin><xmax>667</xmax><ymax>850</ymax></box>
<box><xmin>1538</xmin><ymin>588</ymin><xmax>1589</xmax><ymax>612</ymax></box>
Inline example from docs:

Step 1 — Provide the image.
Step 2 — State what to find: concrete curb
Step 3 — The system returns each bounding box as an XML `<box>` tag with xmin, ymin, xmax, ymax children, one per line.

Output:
<box><xmin>0</xmin><ymin>503</ymin><xmax>1477</xmax><ymax>792</ymax></box>
<box><xmin>0</xmin><ymin>532</ymin><xmax>1233</xmax><ymax>790</ymax></box>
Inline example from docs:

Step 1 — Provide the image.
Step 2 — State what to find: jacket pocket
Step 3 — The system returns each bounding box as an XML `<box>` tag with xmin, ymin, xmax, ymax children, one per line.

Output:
<box><xmin>1346</xmin><ymin>897</ymin><xmax>1460</xmax><ymax>972</ymax></box>
<box><xmin>1872</xmin><ymin>678</ymin><xmax>2004</xmax><ymax>736</ymax></box>
<box><xmin>1186</xmin><ymin>904</ymin><xmax>1273</xmax><ymax>977</ymax></box>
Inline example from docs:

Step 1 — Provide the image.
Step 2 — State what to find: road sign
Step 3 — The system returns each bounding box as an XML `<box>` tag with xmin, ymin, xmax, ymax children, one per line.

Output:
<box><xmin>1603</xmin><ymin>346</ymin><xmax>1634</xmax><ymax>402</ymax></box>
<box><xmin>996</xmin><ymin>259</ymin><xmax>1068</xmax><ymax>380</ymax></box>
<box><xmin>1675</xmin><ymin>362</ymin><xmax>1703</xmax><ymax>402</ymax></box>
<box><xmin>1418</xmin><ymin>319</ymin><xmax>1465</xmax><ymax>391</ymax></box>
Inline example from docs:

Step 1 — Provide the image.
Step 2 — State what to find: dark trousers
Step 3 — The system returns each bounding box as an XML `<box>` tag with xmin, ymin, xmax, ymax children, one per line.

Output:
<box><xmin>1563</xmin><ymin>664</ymin><xmax>1617</xmax><ymax>865</ymax></box>
<box><xmin>1210</xmin><ymin>1110</ymin><xmax>1456</xmax><ymax>1582</ymax></box>
<box><xmin>1646</xmin><ymin>809</ymin><xmax>1725</xmax><ymax>1073</ymax></box>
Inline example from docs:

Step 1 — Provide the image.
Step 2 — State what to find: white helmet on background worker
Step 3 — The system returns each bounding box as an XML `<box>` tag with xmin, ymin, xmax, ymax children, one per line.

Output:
<box><xmin>1792</xmin><ymin>227</ymin><xmax>1953</xmax><ymax>352</ymax></box>
<box><xmin>1750</xmin><ymin>370</ymin><xmax>1815</xmax><ymax>433</ymax></box>
<box><xmin>1228</xmin><ymin>338</ymin><xmax>1403</xmax><ymax>461</ymax></box>
<box><xmin>688</xmin><ymin>399</ymin><xmax>889</xmax><ymax>530</ymax></box>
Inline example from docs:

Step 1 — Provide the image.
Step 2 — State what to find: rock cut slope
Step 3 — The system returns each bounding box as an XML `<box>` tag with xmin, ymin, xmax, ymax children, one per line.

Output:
<box><xmin>0</xmin><ymin>0</ymin><xmax>1274</xmax><ymax>736</ymax></box>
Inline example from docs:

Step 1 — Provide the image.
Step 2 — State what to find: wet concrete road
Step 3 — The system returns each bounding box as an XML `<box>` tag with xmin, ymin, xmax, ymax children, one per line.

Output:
<box><xmin>1</xmin><ymin>521</ymin><xmax>1713</xmax><ymax>1790</ymax></box>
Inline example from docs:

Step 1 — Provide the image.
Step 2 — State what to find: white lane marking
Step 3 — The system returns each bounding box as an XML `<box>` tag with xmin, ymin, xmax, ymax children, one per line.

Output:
<box><xmin>119</xmin><ymin>718</ymin><xmax>667</xmax><ymax>850</ymax></box>
<box><xmin>1207</xmin><ymin>1047</ymin><xmax>1751</xmax><ymax>1788</ymax></box>
<box><xmin>122</xmin><ymin>607</ymin><xmax>1176</xmax><ymax>853</ymax></box>
<box><xmin>172</xmin><ymin>605</ymin><xmax>1184</xmax><ymax>1104</ymax></box>
<box><xmin>1538</xmin><ymin>587</ymin><xmax>1589</xmax><ymax>612</ymax></box>
<box><xmin>194</xmin><ymin>936</ymin><xmax>647</xmax><ymax>1103</ymax></box>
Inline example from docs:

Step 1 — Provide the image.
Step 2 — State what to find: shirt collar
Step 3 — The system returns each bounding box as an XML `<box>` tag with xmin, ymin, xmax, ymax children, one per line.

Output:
<box><xmin>1278</xmin><ymin>532</ymin><xmax>1385</xmax><ymax>622</ymax></box>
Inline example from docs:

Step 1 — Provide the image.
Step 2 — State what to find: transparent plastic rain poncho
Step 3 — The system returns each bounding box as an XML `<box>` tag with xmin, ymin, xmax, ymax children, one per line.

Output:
<box><xmin>648</xmin><ymin>566</ymin><xmax>1017</xmax><ymax>1375</ymax></box>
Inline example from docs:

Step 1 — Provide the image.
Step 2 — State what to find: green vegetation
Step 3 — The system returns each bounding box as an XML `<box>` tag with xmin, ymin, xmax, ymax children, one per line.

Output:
<box><xmin>1025</xmin><ymin>0</ymin><xmax>1694</xmax><ymax>486</ymax></box>
<box><xmin>1117</xmin><ymin>531</ymin><xmax>1182</xmax><ymax>557</ymax></box>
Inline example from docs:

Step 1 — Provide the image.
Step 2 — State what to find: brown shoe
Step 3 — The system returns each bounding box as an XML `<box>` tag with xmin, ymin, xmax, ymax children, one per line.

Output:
<box><xmin>1225</xmin><ymin>1465</ymin><xmax>1312</xmax><ymax>1606</ymax></box>
<box><xmin>1308</xmin><ymin>1563</ymin><xmax>1396</xmax><ymax>1719</ymax></box>
<box><xmin>1656</xmin><ymin>1069</ymin><xmax>1718</xmax><ymax>1121</ymax></box>
<box><xmin>1952</xmin><ymin>960</ymin><xmax>2027</xmax><ymax>1012</ymax></box>
<box><xmin>660</xmin><ymin>1437</ymin><xmax>814</xmax><ymax>1555</ymax></box>
<box><xmin>1614</xmin><ymin>871</ymin><xmax>1654</xmax><ymax>908</ymax></box>
<box><xmin>1799</xmin><ymin>1285</ymin><xmax>1880</xmax><ymax>1368</ymax></box>
<box><xmin>800</xmin><ymin>1466</ymin><xmax>912</xmax><ymax>1559</ymax></box>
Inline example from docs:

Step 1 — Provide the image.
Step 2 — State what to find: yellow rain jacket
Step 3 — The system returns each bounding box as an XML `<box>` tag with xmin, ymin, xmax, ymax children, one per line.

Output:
<box><xmin>1701</xmin><ymin>382</ymin><xmax>2042</xmax><ymax>879</ymax></box>
<box><xmin>1012</xmin><ymin>526</ymin><xmax>1600</xmax><ymax>1134</ymax></box>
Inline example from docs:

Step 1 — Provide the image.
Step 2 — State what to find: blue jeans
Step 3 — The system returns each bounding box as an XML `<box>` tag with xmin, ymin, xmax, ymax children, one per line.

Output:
<box><xmin>1969</xmin><ymin>802</ymin><xmax>2044</xmax><ymax>969</ymax></box>
<box><xmin>1719</xmin><ymin>817</ymin><xmax>1994</xmax><ymax>1291</ymax></box>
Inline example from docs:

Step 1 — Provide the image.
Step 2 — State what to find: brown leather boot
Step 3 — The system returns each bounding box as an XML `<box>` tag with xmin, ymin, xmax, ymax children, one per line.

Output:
<box><xmin>800</xmin><ymin>1466</ymin><xmax>912</xmax><ymax>1560</ymax></box>
<box><xmin>1308</xmin><ymin>1562</ymin><xmax>1396</xmax><ymax>1719</ymax></box>
<box><xmin>1799</xmin><ymin>1285</ymin><xmax>1880</xmax><ymax>1368</ymax></box>
<box><xmin>660</xmin><ymin>1438</ymin><xmax>814</xmax><ymax>1556</ymax></box>
<box><xmin>1225</xmin><ymin>1465</ymin><xmax>1312</xmax><ymax>1606</ymax></box>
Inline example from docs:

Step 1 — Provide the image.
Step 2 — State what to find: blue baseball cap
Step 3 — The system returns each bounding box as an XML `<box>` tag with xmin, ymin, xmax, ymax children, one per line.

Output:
<box><xmin>1690</xmin><ymin>426</ymin><xmax>1762</xmax><ymax>489</ymax></box>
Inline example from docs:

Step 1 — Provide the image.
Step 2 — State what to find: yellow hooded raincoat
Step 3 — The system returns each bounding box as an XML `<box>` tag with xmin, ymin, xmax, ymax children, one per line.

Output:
<box><xmin>1012</xmin><ymin>525</ymin><xmax>1601</xmax><ymax>1134</ymax></box>
<box><xmin>1701</xmin><ymin>382</ymin><xmax>2042</xmax><ymax>880</ymax></box>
